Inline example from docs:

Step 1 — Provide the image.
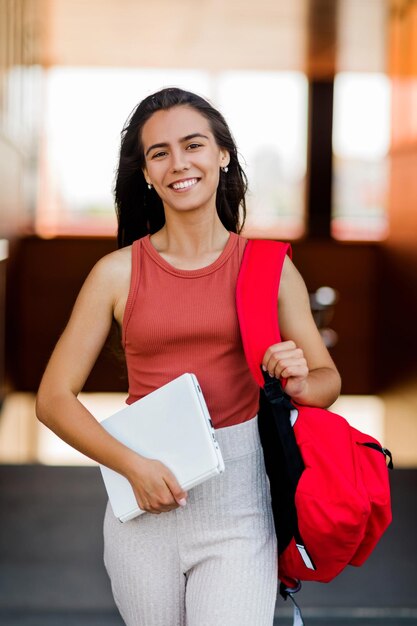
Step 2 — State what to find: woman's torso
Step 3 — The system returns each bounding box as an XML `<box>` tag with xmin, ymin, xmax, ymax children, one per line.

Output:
<box><xmin>121</xmin><ymin>232</ymin><xmax>259</xmax><ymax>428</ymax></box>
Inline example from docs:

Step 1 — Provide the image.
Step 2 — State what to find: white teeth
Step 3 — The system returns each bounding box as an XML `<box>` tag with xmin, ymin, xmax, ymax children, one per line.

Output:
<box><xmin>172</xmin><ymin>178</ymin><xmax>198</xmax><ymax>190</ymax></box>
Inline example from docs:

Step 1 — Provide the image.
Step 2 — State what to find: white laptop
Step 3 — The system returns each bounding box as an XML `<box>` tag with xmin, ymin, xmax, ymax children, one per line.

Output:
<box><xmin>99</xmin><ymin>373</ymin><xmax>225</xmax><ymax>522</ymax></box>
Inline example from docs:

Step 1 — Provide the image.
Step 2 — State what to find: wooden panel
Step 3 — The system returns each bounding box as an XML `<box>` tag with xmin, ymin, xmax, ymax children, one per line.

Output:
<box><xmin>43</xmin><ymin>0</ymin><xmax>308</xmax><ymax>71</ymax></box>
<box><xmin>6</xmin><ymin>236</ymin><xmax>126</xmax><ymax>392</ymax></box>
<box><xmin>0</xmin><ymin>253</ymin><xmax>7</xmax><ymax>404</ymax></box>
<box><xmin>381</xmin><ymin>57</ymin><xmax>417</xmax><ymax>389</ymax></box>
<box><xmin>307</xmin><ymin>0</ymin><xmax>336</xmax><ymax>78</ymax></box>
<box><xmin>292</xmin><ymin>240</ymin><xmax>382</xmax><ymax>394</ymax></box>
<box><xmin>6</xmin><ymin>236</ymin><xmax>382</xmax><ymax>394</ymax></box>
<box><xmin>0</xmin><ymin>0</ymin><xmax>45</xmax><ymax>239</ymax></box>
<box><xmin>41</xmin><ymin>0</ymin><xmax>389</xmax><ymax>75</ymax></box>
<box><xmin>389</xmin><ymin>0</ymin><xmax>417</xmax><ymax>77</ymax></box>
<box><xmin>307</xmin><ymin>80</ymin><xmax>334</xmax><ymax>237</ymax></box>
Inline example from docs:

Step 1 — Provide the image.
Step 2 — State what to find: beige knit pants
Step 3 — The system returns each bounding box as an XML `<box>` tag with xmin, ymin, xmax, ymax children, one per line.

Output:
<box><xmin>103</xmin><ymin>415</ymin><xmax>278</xmax><ymax>626</ymax></box>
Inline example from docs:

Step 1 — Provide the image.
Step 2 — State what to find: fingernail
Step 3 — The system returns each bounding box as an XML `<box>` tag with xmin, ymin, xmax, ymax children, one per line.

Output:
<box><xmin>178</xmin><ymin>498</ymin><xmax>187</xmax><ymax>507</ymax></box>
<box><xmin>262</xmin><ymin>365</ymin><xmax>267</xmax><ymax>371</ymax></box>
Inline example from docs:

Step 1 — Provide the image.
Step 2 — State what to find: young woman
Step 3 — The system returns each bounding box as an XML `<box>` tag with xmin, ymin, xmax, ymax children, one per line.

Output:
<box><xmin>36</xmin><ymin>87</ymin><xmax>341</xmax><ymax>626</ymax></box>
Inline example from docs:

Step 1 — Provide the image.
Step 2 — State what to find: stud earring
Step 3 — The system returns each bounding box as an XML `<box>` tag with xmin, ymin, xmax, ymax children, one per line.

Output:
<box><xmin>147</xmin><ymin>183</ymin><xmax>153</xmax><ymax>190</ymax></box>
<box><xmin>221</xmin><ymin>166</ymin><xmax>229</xmax><ymax>173</ymax></box>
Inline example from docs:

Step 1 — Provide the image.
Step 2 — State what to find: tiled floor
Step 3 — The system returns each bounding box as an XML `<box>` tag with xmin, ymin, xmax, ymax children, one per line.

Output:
<box><xmin>2</xmin><ymin>611</ymin><xmax>417</xmax><ymax>626</ymax></box>
<box><xmin>1</xmin><ymin>464</ymin><xmax>416</xmax><ymax>626</ymax></box>
<box><xmin>1</xmin><ymin>385</ymin><xmax>416</xmax><ymax>625</ymax></box>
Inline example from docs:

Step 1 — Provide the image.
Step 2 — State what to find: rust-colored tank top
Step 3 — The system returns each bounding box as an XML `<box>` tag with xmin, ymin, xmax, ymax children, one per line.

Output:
<box><xmin>122</xmin><ymin>232</ymin><xmax>260</xmax><ymax>428</ymax></box>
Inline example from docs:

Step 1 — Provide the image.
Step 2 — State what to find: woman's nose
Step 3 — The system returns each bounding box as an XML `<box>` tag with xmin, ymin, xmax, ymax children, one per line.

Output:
<box><xmin>171</xmin><ymin>149</ymin><xmax>189</xmax><ymax>172</ymax></box>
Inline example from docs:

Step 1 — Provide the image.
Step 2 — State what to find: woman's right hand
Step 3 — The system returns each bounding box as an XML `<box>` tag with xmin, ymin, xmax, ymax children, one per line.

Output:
<box><xmin>127</xmin><ymin>456</ymin><xmax>188</xmax><ymax>514</ymax></box>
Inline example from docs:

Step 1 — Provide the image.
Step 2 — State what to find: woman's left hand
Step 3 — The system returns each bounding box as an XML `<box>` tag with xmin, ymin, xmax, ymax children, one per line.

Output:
<box><xmin>262</xmin><ymin>340</ymin><xmax>309</xmax><ymax>398</ymax></box>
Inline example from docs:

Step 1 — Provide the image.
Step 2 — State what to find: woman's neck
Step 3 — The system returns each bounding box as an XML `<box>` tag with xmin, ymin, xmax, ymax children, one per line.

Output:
<box><xmin>150</xmin><ymin>214</ymin><xmax>231</xmax><ymax>269</ymax></box>
<box><xmin>152</xmin><ymin>214</ymin><xmax>230</xmax><ymax>257</ymax></box>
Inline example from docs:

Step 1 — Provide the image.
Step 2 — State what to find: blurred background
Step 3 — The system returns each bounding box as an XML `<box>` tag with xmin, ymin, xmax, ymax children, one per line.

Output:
<box><xmin>0</xmin><ymin>0</ymin><xmax>416</xmax><ymax>624</ymax></box>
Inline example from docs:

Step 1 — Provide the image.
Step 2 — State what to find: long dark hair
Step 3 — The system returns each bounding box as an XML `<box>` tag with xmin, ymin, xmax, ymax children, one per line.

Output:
<box><xmin>114</xmin><ymin>87</ymin><xmax>248</xmax><ymax>248</ymax></box>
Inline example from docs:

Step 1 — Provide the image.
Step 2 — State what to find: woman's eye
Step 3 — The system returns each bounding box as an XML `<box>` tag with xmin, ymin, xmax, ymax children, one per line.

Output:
<box><xmin>187</xmin><ymin>143</ymin><xmax>202</xmax><ymax>150</ymax></box>
<box><xmin>152</xmin><ymin>151</ymin><xmax>167</xmax><ymax>159</ymax></box>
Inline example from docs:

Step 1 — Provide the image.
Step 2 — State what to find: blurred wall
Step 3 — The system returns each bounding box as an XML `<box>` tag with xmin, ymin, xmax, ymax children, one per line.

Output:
<box><xmin>380</xmin><ymin>2</ymin><xmax>417</xmax><ymax>389</ymax></box>
<box><xmin>6</xmin><ymin>236</ymin><xmax>380</xmax><ymax>395</ymax></box>
<box><xmin>2</xmin><ymin>0</ymin><xmax>417</xmax><ymax>401</ymax></box>
<box><xmin>0</xmin><ymin>0</ymin><xmax>45</xmax><ymax>239</ymax></box>
<box><xmin>0</xmin><ymin>0</ymin><xmax>45</xmax><ymax>401</ymax></box>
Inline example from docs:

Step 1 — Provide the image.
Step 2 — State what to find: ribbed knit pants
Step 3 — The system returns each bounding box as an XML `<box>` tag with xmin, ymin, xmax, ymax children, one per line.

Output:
<box><xmin>103</xmin><ymin>415</ymin><xmax>278</xmax><ymax>626</ymax></box>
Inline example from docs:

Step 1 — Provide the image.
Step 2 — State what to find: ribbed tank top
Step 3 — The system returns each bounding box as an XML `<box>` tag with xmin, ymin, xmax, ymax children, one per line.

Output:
<box><xmin>122</xmin><ymin>232</ymin><xmax>260</xmax><ymax>428</ymax></box>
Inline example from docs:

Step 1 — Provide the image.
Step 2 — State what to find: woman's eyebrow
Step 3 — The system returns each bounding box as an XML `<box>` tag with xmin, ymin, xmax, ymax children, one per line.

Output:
<box><xmin>145</xmin><ymin>133</ymin><xmax>210</xmax><ymax>157</ymax></box>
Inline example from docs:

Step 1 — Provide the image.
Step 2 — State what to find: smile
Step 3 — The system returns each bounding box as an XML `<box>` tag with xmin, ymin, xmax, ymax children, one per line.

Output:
<box><xmin>170</xmin><ymin>178</ymin><xmax>199</xmax><ymax>191</ymax></box>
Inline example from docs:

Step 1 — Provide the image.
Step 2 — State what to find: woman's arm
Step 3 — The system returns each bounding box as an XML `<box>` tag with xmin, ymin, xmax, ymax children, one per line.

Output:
<box><xmin>36</xmin><ymin>250</ymin><xmax>187</xmax><ymax>513</ymax></box>
<box><xmin>36</xmin><ymin>250</ymin><xmax>136</xmax><ymax>470</ymax></box>
<box><xmin>262</xmin><ymin>256</ymin><xmax>341</xmax><ymax>408</ymax></box>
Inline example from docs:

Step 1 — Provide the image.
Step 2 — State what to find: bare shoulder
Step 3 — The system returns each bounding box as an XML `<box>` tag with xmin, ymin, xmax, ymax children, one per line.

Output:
<box><xmin>91</xmin><ymin>246</ymin><xmax>132</xmax><ymax>282</ymax></box>
<box><xmin>73</xmin><ymin>246</ymin><xmax>130</xmax><ymax>310</ymax></box>
<box><xmin>279</xmin><ymin>255</ymin><xmax>310</xmax><ymax>305</ymax></box>
<box><xmin>87</xmin><ymin>246</ymin><xmax>132</xmax><ymax>321</ymax></box>
<box><xmin>84</xmin><ymin>246</ymin><xmax>131</xmax><ymax>294</ymax></box>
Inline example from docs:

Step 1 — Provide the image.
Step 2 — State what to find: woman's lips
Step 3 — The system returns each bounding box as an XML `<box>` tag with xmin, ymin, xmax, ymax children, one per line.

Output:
<box><xmin>169</xmin><ymin>177</ymin><xmax>199</xmax><ymax>191</ymax></box>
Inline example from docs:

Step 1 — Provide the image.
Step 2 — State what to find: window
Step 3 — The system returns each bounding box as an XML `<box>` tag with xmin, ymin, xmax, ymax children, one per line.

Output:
<box><xmin>332</xmin><ymin>72</ymin><xmax>391</xmax><ymax>241</ymax></box>
<box><xmin>38</xmin><ymin>68</ymin><xmax>308</xmax><ymax>238</ymax></box>
<box><xmin>37</xmin><ymin>68</ymin><xmax>210</xmax><ymax>235</ymax></box>
<box><xmin>217</xmin><ymin>71</ymin><xmax>308</xmax><ymax>239</ymax></box>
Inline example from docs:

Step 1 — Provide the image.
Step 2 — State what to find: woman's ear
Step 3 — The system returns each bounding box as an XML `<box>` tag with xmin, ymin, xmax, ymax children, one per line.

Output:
<box><xmin>142</xmin><ymin>168</ymin><xmax>151</xmax><ymax>186</ymax></box>
<box><xmin>220</xmin><ymin>150</ymin><xmax>230</xmax><ymax>169</ymax></box>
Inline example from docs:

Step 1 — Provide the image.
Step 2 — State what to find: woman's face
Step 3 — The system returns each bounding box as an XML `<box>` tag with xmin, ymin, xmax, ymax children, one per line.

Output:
<box><xmin>141</xmin><ymin>105</ymin><xmax>230</xmax><ymax>216</ymax></box>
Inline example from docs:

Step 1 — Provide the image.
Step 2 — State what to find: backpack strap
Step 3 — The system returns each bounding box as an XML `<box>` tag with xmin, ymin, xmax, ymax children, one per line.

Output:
<box><xmin>236</xmin><ymin>239</ymin><xmax>292</xmax><ymax>387</ymax></box>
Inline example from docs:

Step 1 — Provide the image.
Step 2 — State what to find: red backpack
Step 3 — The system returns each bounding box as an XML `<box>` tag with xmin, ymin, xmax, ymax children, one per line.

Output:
<box><xmin>236</xmin><ymin>239</ymin><xmax>393</xmax><ymax>598</ymax></box>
